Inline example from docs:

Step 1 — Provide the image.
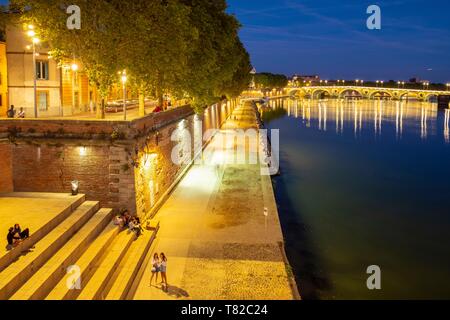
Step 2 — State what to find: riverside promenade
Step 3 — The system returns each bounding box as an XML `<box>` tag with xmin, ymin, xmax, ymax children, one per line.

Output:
<box><xmin>133</xmin><ymin>102</ymin><xmax>298</xmax><ymax>300</ymax></box>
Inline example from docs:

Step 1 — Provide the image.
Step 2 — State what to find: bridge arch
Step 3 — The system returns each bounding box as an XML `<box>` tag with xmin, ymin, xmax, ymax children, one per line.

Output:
<box><xmin>338</xmin><ymin>88</ymin><xmax>364</xmax><ymax>99</ymax></box>
<box><xmin>424</xmin><ymin>93</ymin><xmax>438</xmax><ymax>102</ymax></box>
<box><xmin>369</xmin><ymin>90</ymin><xmax>393</xmax><ymax>99</ymax></box>
<box><xmin>311</xmin><ymin>88</ymin><xmax>332</xmax><ymax>99</ymax></box>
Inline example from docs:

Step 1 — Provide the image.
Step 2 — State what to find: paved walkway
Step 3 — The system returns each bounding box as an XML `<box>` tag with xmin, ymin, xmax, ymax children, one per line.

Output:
<box><xmin>133</xmin><ymin>102</ymin><xmax>295</xmax><ymax>300</ymax></box>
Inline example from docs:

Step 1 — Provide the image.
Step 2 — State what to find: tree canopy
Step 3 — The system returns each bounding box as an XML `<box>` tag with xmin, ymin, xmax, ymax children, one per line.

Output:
<box><xmin>254</xmin><ymin>73</ymin><xmax>288</xmax><ymax>89</ymax></box>
<box><xmin>8</xmin><ymin>0</ymin><xmax>252</xmax><ymax>116</ymax></box>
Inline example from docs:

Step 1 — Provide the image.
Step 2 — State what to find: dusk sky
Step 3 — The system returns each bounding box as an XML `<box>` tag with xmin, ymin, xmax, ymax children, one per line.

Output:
<box><xmin>2</xmin><ymin>0</ymin><xmax>449</xmax><ymax>82</ymax></box>
<box><xmin>227</xmin><ymin>0</ymin><xmax>450</xmax><ymax>82</ymax></box>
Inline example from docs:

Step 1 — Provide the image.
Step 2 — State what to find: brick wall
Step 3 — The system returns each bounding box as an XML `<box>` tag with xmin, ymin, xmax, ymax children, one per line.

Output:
<box><xmin>10</xmin><ymin>142</ymin><xmax>137</xmax><ymax>213</ymax></box>
<box><xmin>0</xmin><ymin>142</ymin><xmax>13</xmax><ymax>192</ymax></box>
<box><xmin>2</xmin><ymin>101</ymin><xmax>237</xmax><ymax>218</ymax></box>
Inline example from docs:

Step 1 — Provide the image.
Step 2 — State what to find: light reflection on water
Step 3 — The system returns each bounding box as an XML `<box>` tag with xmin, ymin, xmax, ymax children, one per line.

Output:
<box><xmin>264</xmin><ymin>98</ymin><xmax>450</xmax><ymax>300</ymax></box>
<box><xmin>264</xmin><ymin>99</ymin><xmax>446</xmax><ymax>141</ymax></box>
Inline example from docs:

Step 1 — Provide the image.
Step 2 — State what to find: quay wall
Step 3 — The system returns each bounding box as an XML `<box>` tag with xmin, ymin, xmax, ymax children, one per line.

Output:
<box><xmin>0</xmin><ymin>101</ymin><xmax>237</xmax><ymax>218</ymax></box>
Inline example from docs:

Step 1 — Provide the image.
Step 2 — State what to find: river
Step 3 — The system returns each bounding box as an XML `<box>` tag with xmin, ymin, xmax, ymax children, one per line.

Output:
<box><xmin>262</xmin><ymin>98</ymin><xmax>450</xmax><ymax>299</ymax></box>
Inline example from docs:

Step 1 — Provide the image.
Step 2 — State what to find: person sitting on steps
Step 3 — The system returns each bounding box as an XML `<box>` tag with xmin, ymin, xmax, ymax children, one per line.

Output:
<box><xmin>6</xmin><ymin>228</ymin><xmax>15</xmax><ymax>250</ymax></box>
<box><xmin>13</xmin><ymin>224</ymin><xmax>29</xmax><ymax>241</ymax></box>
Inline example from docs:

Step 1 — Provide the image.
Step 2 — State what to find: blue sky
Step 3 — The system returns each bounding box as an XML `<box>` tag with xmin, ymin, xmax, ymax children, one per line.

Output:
<box><xmin>227</xmin><ymin>0</ymin><xmax>450</xmax><ymax>82</ymax></box>
<box><xmin>2</xmin><ymin>0</ymin><xmax>449</xmax><ymax>82</ymax></box>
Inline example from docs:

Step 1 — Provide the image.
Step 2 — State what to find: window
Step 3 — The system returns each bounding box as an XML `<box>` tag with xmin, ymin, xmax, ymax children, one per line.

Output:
<box><xmin>37</xmin><ymin>91</ymin><xmax>49</xmax><ymax>111</ymax></box>
<box><xmin>35</xmin><ymin>61</ymin><xmax>49</xmax><ymax>80</ymax></box>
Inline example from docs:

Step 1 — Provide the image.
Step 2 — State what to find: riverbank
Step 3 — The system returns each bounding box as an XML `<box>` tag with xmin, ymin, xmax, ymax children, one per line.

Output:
<box><xmin>133</xmin><ymin>101</ymin><xmax>298</xmax><ymax>300</ymax></box>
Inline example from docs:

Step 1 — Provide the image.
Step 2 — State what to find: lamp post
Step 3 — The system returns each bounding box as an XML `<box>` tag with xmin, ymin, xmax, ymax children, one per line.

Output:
<box><xmin>447</xmin><ymin>83</ymin><xmax>450</xmax><ymax>92</ymax></box>
<box><xmin>27</xmin><ymin>26</ymin><xmax>39</xmax><ymax>118</ymax></box>
<box><xmin>121</xmin><ymin>70</ymin><xmax>127</xmax><ymax>120</ymax></box>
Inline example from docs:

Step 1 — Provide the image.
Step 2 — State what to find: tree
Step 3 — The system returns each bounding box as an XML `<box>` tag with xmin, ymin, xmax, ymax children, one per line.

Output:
<box><xmin>179</xmin><ymin>0</ymin><xmax>251</xmax><ymax>112</ymax></box>
<box><xmin>217</xmin><ymin>39</ymin><xmax>252</xmax><ymax>99</ymax></box>
<box><xmin>9</xmin><ymin>0</ymin><xmax>252</xmax><ymax>117</ymax></box>
<box><xmin>254</xmin><ymin>73</ymin><xmax>288</xmax><ymax>89</ymax></box>
<box><xmin>120</xmin><ymin>0</ymin><xmax>195</xmax><ymax>116</ymax></box>
<box><xmin>0</xmin><ymin>4</ymin><xmax>9</xmax><ymax>41</ymax></box>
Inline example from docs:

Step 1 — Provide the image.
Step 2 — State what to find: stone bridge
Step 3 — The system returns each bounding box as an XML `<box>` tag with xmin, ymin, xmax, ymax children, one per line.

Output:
<box><xmin>287</xmin><ymin>86</ymin><xmax>446</xmax><ymax>101</ymax></box>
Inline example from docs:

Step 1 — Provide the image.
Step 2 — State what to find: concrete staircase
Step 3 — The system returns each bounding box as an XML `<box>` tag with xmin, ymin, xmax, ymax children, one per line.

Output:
<box><xmin>0</xmin><ymin>195</ymin><xmax>158</xmax><ymax>300</ymax></box>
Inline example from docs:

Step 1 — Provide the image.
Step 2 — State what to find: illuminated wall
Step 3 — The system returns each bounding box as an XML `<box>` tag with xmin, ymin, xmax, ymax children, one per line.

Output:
<box><xmin>0</xmin><ymin>42</ymin><xmax>7</xmax><ymax>116</ymax></box>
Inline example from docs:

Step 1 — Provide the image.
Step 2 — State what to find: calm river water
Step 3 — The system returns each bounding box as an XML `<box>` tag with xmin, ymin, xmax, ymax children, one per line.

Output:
<box><xmin>263</xmin><ymin>98</ymin><xmax>450</xmax><ymax>299</ymax></box>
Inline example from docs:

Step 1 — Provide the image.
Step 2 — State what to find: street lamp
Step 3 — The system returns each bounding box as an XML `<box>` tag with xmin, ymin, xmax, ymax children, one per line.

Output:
<box><xmin>447</xmin><ymin>83</ymin><xmax>450</xmax><ymax>91</ymax></box>
<box><xmin>26</xmin><ymin>25</ymin><xmax>39</xmax><ymax>118</ymax></box>
<box><xmin>376</xmin><ymin>80</ymin><xmax>380</xmax><ymax>87</ymax></box>
<box><xmin>121</xmin><ymin>70</ymin><xmax>127</xmax><ymax>120</ymax></box>
<box><xmin>356</xmin><ymin>79</ymin><xmax>360</xmax><ymax>86</ymax></box>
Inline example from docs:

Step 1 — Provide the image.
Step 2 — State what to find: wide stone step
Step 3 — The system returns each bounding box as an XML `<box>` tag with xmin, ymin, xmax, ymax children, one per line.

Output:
<box><xmin>45</xmin><ymin>222</ymin><xmax>119</xmax><ymax>300</ymax></box>
<box><xmin>77</xmin><ymin>230</ymin><xmax>136</xmax><ymax>300</ymax></box>
<box><xmin>0</xmin><ymin>201</ymin><xmax>99</xmax><ymax>300</ymax></box>
<box><xmin>106</xmin><ymin>228</ymin><xmax>158</xmax><ymax>300</ymax></box>
<box><xmin>0</xmin><ymin>193</ymin><xmax>86</xmax><ymax>272</ymax></box>
<box><xmin>9</xmin><ymin>208</ymin><xmax>114</xmax><ymax>300</ymax></box>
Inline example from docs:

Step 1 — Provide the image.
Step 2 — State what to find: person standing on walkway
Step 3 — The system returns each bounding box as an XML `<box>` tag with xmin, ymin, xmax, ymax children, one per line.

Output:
<box><xmin>160</xmin><ymin>252</ymin><xmax>168</xmax><ymax>290</ymax></box>
<box><xmin>17</xmin><ymin>107</ymin><xmax>25</xmax><ymax>118</ymax></box>
<box><xmin>6</xmin><ymin>105</ymin><xmax>15</xmax><ymax>118</ymax></box>
<box><xmin>149</xmin><ymin>253</ymin><xmax>160</xmax><ymax>286</ymax></box>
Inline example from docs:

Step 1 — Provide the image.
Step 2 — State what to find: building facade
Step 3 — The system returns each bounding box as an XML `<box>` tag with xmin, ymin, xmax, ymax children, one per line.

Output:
<box><xmin>5</xmin><ymin>24</ymin><xmax>96</xmax><ymax>118</ymax></box>
<box><xmin>0</xmin><ymin>41</ymin><xmax>7</xmax><ymax>116</ymax></box>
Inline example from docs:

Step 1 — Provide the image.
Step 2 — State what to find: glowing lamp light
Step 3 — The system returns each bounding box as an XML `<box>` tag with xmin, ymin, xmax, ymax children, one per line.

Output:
<box><xmin>143</xmin><ymin>153</ymin><xmax>158</xmax><ymax>170</ymax></box>
<box><xmin>71</xmin><ymin>180</ymin><xmax>79</xmax><ymax>196</ymax></box>
<box><xmin>27</xmin><ymin>30</ymin><xmax>36</xmax><ymax>37</ymax></box>
<box><xmin>32</xmin><ymin>37</ymin><xmax>40</xmax><ymax>44</ymax></box>
<box><xmin>71</xmin><ymin>63</ymin><xmax>79</xmax><ymax>72</ymax></box>
<box><xmin>121</xmin><ymin>74</ymin><xmax>127</xmax><ymax>84</ymax></box>
<box><xmin>79</xmin><ymin>146</ymin><xmax>87</xmax><ymax>156</ymax></box>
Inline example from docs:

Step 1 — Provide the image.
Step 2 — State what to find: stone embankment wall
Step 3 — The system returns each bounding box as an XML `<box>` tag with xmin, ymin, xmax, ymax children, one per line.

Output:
<box><xmin>0</xmin><ymin>101</ymin><xmax>237</xmax><ymax>219</ymax></box>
